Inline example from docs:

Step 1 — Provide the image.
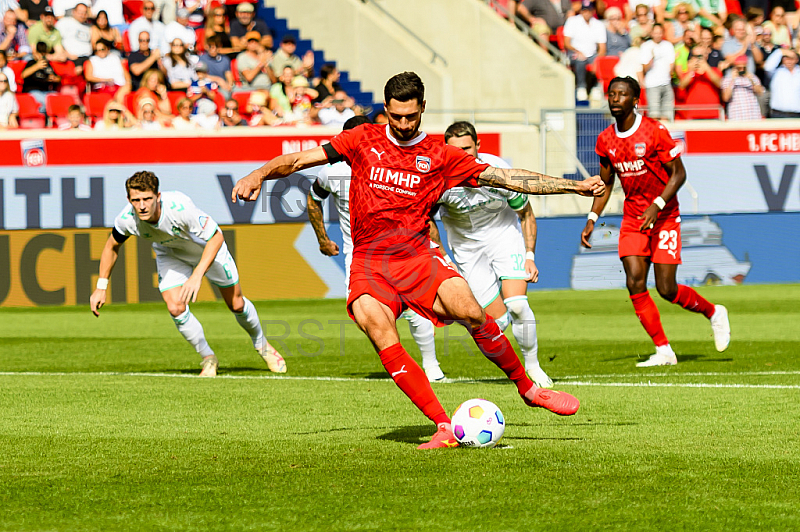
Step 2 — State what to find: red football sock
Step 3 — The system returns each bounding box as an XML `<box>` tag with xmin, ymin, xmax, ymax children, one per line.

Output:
<box><xmin>672</xmin><ymin>284</ymin><xmax>715</xmax><ymax>319</ymax></box>
<box><xmin>379</xmin><ymin>343</ymin><xmax>449</xmax><ymax>425</ymax></box>
<box><xmin>471</xmin><ymin>316</ymin><xmax>533</xmax><ymax>395</ymax></box>
<box><xmin>630</xmin><ymin>292</ymin><xmax>669</xmax><ymax>347</ymax></box>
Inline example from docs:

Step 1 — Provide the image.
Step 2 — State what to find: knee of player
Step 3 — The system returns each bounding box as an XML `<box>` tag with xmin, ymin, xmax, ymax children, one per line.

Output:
<box><xmin>503</xmin><ymin>297</ymin><xmax>531</xmax><ymax>320</ymax></box>
<box><xmin>656</xmin><ymin>284</ymin><xmax>677</xmax><ymax>301</ymax></box>
<box><xmin>228</xmin><ymin>295</ymin><xmax>245</xmax><ymax>313</ymax></box>
<box><xmin>167</xmin><ymin>301</ymin><xmax>187</xmax><ymax>317</ymax></box>
<box><xmin>626</xmin><ymin>277</ymin><xmax>647</xmax><ymax>294</ymax></box>
<box><xmin>462</xmin><ymin>302</ymin><xmax>486</xmax><ymax>329</ymax></box>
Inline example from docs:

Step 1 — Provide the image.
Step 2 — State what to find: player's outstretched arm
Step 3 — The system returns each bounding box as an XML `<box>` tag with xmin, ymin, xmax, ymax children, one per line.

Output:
<box><xmin>306</xmin><ymin>192</ymin><xmax>339</xmax><ymax>256</ymax></box>
<box><xmin>90</xmin><ymin>234</ymin><xmax>124</xmax><ymax>317</ymax></box>
<box><xmin>516</xmin><ymin>203</ymin><xmax>539</xmax><ymax>282</ymax></box>
<box><xmin>581</xmin><ymin>158</ymin><xmax>616</xmax><ymax>248</ymax></box>
<box><xmin>232</xmin><ymin>145</ymin><xmax>330</xmax><ymax>202</ymax></box>
<box><xmin>477</xmin><ymin>166</ymin><xmax>605</xmax><ymax>197</ymax></box>
<box><xmin>637</xmin><ymin>156</ymin><xmax>687</xmax><ymax>232</ymax></box>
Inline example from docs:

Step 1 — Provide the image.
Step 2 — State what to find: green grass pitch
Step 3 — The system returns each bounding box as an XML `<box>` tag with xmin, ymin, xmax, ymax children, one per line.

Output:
<box><xmin>1</xmin><ymin>284</ymin><xmax>798</xmax><ymax>531</ymax></box>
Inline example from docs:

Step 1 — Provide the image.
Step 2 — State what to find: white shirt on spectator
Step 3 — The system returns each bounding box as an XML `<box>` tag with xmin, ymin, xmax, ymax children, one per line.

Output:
<box><xmin>89</xmin><ymin>54</ymin><xmax>126</xmax><ymax>85</ymax></box>
<box><xmin>0</xmin><ymin>90</ymin><xmax>18</xmax><ymax>126</ymax></box>
<box><xmin>51</xmin><ymin>0</ymin><xmax>78</xmax><ymax>18</ymax></box>
<box><xmin>615</xmin><ymin>46</ymin><xmax>643</xmax><ymax>79</ymax></box>
<box><xmin>0</xmin><ymin>0</ymin><xmax>19</xmax><ymax>16</ymax></box>
<box><xmin>56</xmin><ymin>16</ymin><xmax>93</xmax><ymax>57</ymax></box>
<box><xmin>563</xmin><ymin>15</ymin><xmax>607</xmax><ymax>58</ymax></box>
<box><xmin>764</xmin><ymin>49</ymin><xmax>800</xmax><ymax>113</ymax></box>
<box><xmin>128</xmin><ymin>16</ymin><xmax>167</xmax><ymax>52</ymax></box>
<box><xmin>2</xmin><ymin>65</ymin><xmax>16</xmax><ymax>92</ymax></box>
<box><xmin>318</xmin><ymin>107</ymin><xmax>355</xmax><ymax>128</ymax></box>
<box><xmin>640</xmin><ymin>39</ymin><xmax>674</xmax><ymax>88</ymax></box>
<box><xmin>628</xmin><ymin>0</ymin><xmax>659</xmax><ymax>12</ymax></box>
<box><xmin>164</xmin><ymin>21</ymin><xmax>195</xmax><ymax>49</ymax></box>
<box><xmin>91</xmin><ymin>0</ymin><xmax>125</xmax><ymax>26</ymax></box>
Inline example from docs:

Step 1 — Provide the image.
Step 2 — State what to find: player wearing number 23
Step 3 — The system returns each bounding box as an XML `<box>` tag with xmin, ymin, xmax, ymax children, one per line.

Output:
<box><xmin>581</xmin><ymin>76</ymin><xmax>731</xmax><ymax>367</ymax></box>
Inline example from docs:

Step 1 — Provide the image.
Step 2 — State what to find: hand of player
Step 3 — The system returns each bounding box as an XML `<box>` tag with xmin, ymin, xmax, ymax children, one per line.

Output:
<box><xmin>319</xmin><ymin>238</ymin><xmax>339</xmax><ymax>256</ymax></box>
<box><xmin>525</xmin><ymin>259</ymin><xmax>539</xmax><ymax>283</ymax></box>
<box><xmin>180</xmin><ymin>274</ymin><xmax>203</xmax><ymax>303</ymax></box>
<box><xmin>90</xmin><ymin>288</ymin><xmax>106</xmax><ymax>317</ymax></box>
<box><xmin>638</xmin><ymin>204</ymin><xmax>660</xmax><ymax>232</ymax></box>
<box><xmin>580</xmin><ymin>220</ymin><xmax>595</xmax><ymax>248</ymax></box>
<box><xmin>578</xmin><ymin>175</ymin><xmax>605</xmax><ymax>197</ymax></box>
<box><xmin>232</xmin><ymin>171</ymin><xmax>264</xmax><ymax>202</ymax></box>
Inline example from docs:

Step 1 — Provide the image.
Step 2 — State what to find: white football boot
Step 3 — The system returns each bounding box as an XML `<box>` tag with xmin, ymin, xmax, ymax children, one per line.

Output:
<box><xmin>258</xmin><ymin>342</ymin><xmax>287</xmax><ymax>373</ymax></box>
<box><xmin>527</xmin><ymin>365</ymin><xmax>554</xmax><ymax>389</ymax></box>
<box><xmin>636</xmin><ymin>344</ymin><xmax>678</xmax><ymax>367</ymax></box>
<box><xmin>199</xmin><ymin>355</ymin><xmax>218</xmax><ymax>377</ymax></box>
<box><xmin>424</xmin><ymin>363</ymin><xmax>445</xmax><ymax>383</ymax></box>
<box><xmin>710</xmin><ymin>305</ymin><xmax>730</xmax><ymax>352</ymax></box>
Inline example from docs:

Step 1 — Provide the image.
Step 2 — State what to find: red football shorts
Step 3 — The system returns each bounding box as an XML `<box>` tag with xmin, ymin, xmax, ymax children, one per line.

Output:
<box><xmin>618</xmin><ymin>216</ymin><xmax>682</xmax><ymax>264</ymax></box>
<box><xmin>347</xmin><ymin>247</ymin><xmax>463</xmax><ymax>326</ymax></box>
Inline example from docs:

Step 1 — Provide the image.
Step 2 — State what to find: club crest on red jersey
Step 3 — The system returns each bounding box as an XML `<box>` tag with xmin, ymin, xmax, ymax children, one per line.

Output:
<box><xmin>634</xmin><ymin>142</ymin><xmax>646</xmax><ymax>158</ymax></box>
<box><xmin>415</xmin><ymin>156</ymin><xmax>432</xmax><ymax>173</ymax></box>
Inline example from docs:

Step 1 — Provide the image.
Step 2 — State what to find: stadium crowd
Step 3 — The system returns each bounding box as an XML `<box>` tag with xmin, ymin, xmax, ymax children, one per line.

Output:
<box><xmin>0</xmin><ymin>0</ymin><xmax>376</xmax><ymax>129</ymax></box>
<box><xmin>497</xmin><ymin>0</ymin><xmax>800</xmax><ymax>119</ymax></box>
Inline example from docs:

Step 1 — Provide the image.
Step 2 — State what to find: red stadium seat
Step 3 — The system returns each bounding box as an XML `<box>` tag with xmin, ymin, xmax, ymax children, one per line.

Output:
<box><xmin>52</xmin><ymin>61</ymin><xmax>85</xmax><ymax>94</ymax></box>
<box><xmin>230</xmin><ymin>58</ymin><xmax>241</xmax><ymax>86</ymax></box>
<box><xmin>594</xmin><ymin>56</ymin><xmax>620</xmax><ymax>94</ymax></box>
<box><xmin>8</xmin><ymin>60</ymin><xmax>25</xmax><ymax>92</ymax></box>
<box><xmin>167</xmin><ymin>90</ymin><xmax>186</xmax><ymax>114</ymax></box>
<box><xmin>84</xmin><ymin>92</ymin><xmax>114</xmax><ymax>124</ymax></box>
<box><xmin>123</xmin><ymin>0</ymin><xmax>143</xmax><ymax>22</ymax></box>
<box><xmin>213</xmin><ymin>91</ymin><xmax>225</xmax><ymax>113</ymax></box>
<box><xmin>194</xmin><ymin>28</ymin><xmax>205</xmax><ymax>53</ymax></box>
<box><xmin>16</xmin><ymin>93</ymin><xmax>46</xmax><ymax>128</ymax></box>
<box><xmin>45</xmin><ymin>93</ymin><xmax>75</xmax><ymax>127</ymax></box>
<box><xmin>555</xmin><ymin>26</ymin><xmax>565</xmax><ymax>51</ymax></box>
<box><xmin>122</xmin><ymin>30</ymin><xmax>131</xmax><ymax>53</ymax></box>
<box><xmin>125</xmin><ymin>91</ymin><xmax>137</xmax><ymax>113</ymax></box>
<box><xmin>232</xmin><ymin>91</ymin><xmax>251</xmax><ymax>119</ymax></box>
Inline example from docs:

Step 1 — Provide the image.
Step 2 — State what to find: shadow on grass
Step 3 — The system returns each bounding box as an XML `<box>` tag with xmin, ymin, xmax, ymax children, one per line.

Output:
<box><xmin>346</xmin><ymin>372</ymin><xmax>388</xmax><ymax>379</ymax></box>
<box><xmin>377</xmin><ymin>425</ymin><xmax>433</xmax><ymax>445</ymax></box>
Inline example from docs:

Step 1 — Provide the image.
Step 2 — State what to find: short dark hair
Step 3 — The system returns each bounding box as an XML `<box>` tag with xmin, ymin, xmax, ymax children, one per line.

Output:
<box><xmin>652</xmin><ymin>22</ymin><xmax>664</xmax><ymax>31</ymax></box>
<box><xmin>36</xmin><ymin>41</ymin><xmax>49</xmax><ymax>54</ymax></box>
<box><xmin>320</xmin><ymin>63</ymin><xmax>337</xmax><ymax>80</ymax></box>
<box><xmin>0</xmin><ymin>50</ymin><xmax>6</xmax><ymax>60</ymax></box>
<box><xmin>343</xmin><ymin>115</ymin><xmax>371</xmax><ymax>131</ymax></box>
<box><xmin>67</xmin><ymin>104</ymin><xmax>82</xmax><ymax>114</ymax></box>
<box><xmin>126</xmin><ymin>171</ymin><xmax>159</xmax><ymax>197</ymax></box>
<box><xmin>95</xmin><ymin>38</ymin><xmax>114</xmax><ymax>50</ymax></box>
<box><xmin>608</xmin><ymin>76</ymin><xmax>640</xmax><ymax>97</ymax></box>
<box><xmin>384</xmin><ymin>71</ymin><xmax>424</xmax><ymax>105</ymax></box>
<box><xmin>206</xmin><ymin>35</ymin><xmax>223</xmax><ymax>48</ymax></box>
<box><xmin>444</xmin><ymin>121</ymin><xmax>477</xmax><ymax>143</ymax></box>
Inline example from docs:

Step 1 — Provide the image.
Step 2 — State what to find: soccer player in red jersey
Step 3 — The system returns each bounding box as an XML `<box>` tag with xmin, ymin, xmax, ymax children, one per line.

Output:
<box><xmin>582</xmin><ymin>76</ymin><xmax>731</xmax><ymax>367</ymax></box>
<box><xmin>233</xmin><ymin>72</ymin><xmax>605</xmax><ymax>449</ymax></box>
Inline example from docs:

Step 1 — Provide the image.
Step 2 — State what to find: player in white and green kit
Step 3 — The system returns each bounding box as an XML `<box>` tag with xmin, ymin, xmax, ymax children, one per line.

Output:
<box><xmin>432</xmin><ymin>122</ymin><xmax>552</xmax><ymax>388</ymax></box>
<box><xmin>89</xmin><ymin>171</ymin><xmax>286</xmax><ymax>377</ymax></box>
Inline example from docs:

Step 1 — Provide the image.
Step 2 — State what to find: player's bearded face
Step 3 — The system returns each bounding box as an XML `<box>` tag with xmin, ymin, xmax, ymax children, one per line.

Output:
<box><xmin>608</xmin><ymin>84</ymin><xmax>636</xmax><ymax>118</ymax></box>
<box><xmin>128</xmin><ymin>190</ymin><xmax>161</xmax><ymax>222</ymax></box>
<box><xmin>385</xmin><ymin>99</ymin><xmax>425</xmax><ymax>142</ymax></box>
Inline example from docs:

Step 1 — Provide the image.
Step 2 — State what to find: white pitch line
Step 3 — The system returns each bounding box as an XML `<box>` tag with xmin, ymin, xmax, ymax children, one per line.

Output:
<box><xmin>559</xmin><ymin>370</ymin><xmax>800</xmax><ymax>379</ymax></box>
<box><xmin>558</xmin><ymin>381</ymin><xmax>800</xmax><ymax>390</ymax></box>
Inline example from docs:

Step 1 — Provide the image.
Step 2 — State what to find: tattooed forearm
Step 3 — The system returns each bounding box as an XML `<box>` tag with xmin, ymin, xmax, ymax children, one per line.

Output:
<box><xmin>306</xmin><ymin>193</ymin><xmax>329</xmax><ymax>244</ymax></box>
<box><xmin>477</xmin><ymin>167</ymin><xmax>582</xmax><ymax>195</ymax></box>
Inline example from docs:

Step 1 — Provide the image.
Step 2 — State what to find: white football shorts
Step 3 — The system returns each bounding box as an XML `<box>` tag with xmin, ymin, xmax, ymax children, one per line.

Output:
<box><xmin>156</xmin><ymin>242</ymin><xmax>239</xmax><ymax>292</ymax></box>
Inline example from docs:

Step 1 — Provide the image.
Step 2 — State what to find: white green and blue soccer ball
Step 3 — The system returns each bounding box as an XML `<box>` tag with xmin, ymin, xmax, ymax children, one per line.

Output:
<box><xmin>451</xmin><ymin>398</ymin><xmax>505</xmax><ymax>448</ymax></box>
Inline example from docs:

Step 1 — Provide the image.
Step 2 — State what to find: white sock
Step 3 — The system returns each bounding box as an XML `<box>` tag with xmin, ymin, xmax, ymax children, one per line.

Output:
<box><xmin>234</xmin><ymin>297</ymin><xmax>265</xmax><ymax>349</ymax></box>
<box><xmin>405</xmin><ymin>311</ymin><xmax>438</xmax><ymax>369</ymax></box>
<box><xmin>172</xmin><ymin>307</ymin><xmax>214</xmax><ymax>357</ymax></box>
<box><xmin>504</xmin><ymin>296</ymin><xmax>539</xmax><ymax>369</ymax></box>
<box><xmin>494</xmin><ymin>311</ymin><xmax>511</xmax><ymax>332</ymax></box>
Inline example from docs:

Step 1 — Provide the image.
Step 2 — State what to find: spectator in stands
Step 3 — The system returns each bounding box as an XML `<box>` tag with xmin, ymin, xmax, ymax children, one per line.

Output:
<box><xmin>27</xmin><ymin>7</ymin><xmax>66</xmax><ymax>61</ymax></box>
<box><xmin>186</xmin><ymin>60</ymin><xmax>219</xmax><ymax>128</ymax></box>
<box><xmin>268</xmin><ymin>65</ymin><xmax>292</xmax><ymax>116</ymax></box>
<box><xmin>0</xmin><ymin>49</ymin><xmax>16</xmax><ymax>90</ymax></box>
<box><xmin>90</xmin><ymin>10</ymin><xmax>122</xmax><ymax>53</ymax></box>
<box><xmin>372</xmin><ymin>110</ymin><xmax>388</xmax><ymax>124</ymax></box>
<box><xmin>316</xmin><ymin>89</ymin><xmax>355</xmax><ymax>127</ymax></box>
<box><xmin>722</xmin><ymin>18</ymin><xmax>761</xmax><ymax>73</ymax></box>
<box><xmin>675</xmin><ymin>43</ymin><xmax>723</xmax><ymax>118</ymax></box>
<box><xmin>50</xmin><ymin>0</ymin><xmax>75</xmax><ymax>19</ymax></box>
<box><xmin>164</xmin><ymin>9</ymin><xmax>196</xmax><ymax>51</ymax></box>
<box><xmin>221</xmin><ymin>97</ymin><xmax>246</xmax><ymax>126</ymax></box>
<box><xmin>640</xmin><ymin>23</ymin><xmax>676</xmax><ymax>119</ymax></box>
<box><xmin>762</xmin><ymin>6</ymin><xmax>791</xmax><ymax>47</ymax></box>
<box><xmin>203</xmin><ymin>6</ymin><xmax>234</xmax><ymax>56</ymax></box>
<box><xmin>229</xmin><ymin>3</ymin><xmax>270</xmax><ymax>52</ymax></box>
<box><xmin>58</xmin><ymin>103</ymin><xmax>91</xmax><ymax>129</ymax></box>
<box><xmin>0</xmin><ymin>9</ymin><xmax>31</xmax><ymax>59</ymax></box>
<box><xmin>287</xmin><ymin>74</ymin><xmax>316</xmax><ymax>125</ymax></box>
<box><xmin>563</xmin><ymin>0</ymin><xmax>607</xmax><ymax>101</ymax></box>
<box><xmin>699</xmin><ymin>26</ymin><xmax>723</xmax><ymax>67</ymax></box>
<box><xmin>133</xmin><ymin>68</ymin><xmax>171</xmax><ymax>117</ymax></box>
<box><xmin>269</xmin><ymin>34</ymin><xmax>313</xmax><ymax>79</ymax></box>
<box><xmin>19</xmin><ymin>0</ymin><xmax>49</xmax><ymax>26</ymax></box>
<box><xmin>605</xmin><ymin>7</ymin><xmax>630</xmax><ymax>56</ymax></box>
<box><xmin>235</xmin><ymin>31</ymin><xmax>272</xmax><ymax>92</ymax></box>
<box><xmin>163</xmin><ymin>38</ymin><xmax>196</xmax><ymax>90</ymax></box>
<box><xmin>91</xmin><ymin>0</ymin><xmax>125</xmax><ymax>30</ymax></box>
<box><xmin>151</xmin><ymin>0</ymin><xmax>175</xmax><ymax>26</ymax></box>
<box><xmin>136</xmin><ymin>97</ymin><xmax>163</xmax><ymax>129</ymax></box>
<box><xmin>128</xmin><ymin>31</ymin><xmax>162</xmax><ymax>90</ymax></box>
<box><xmin>629</xmin><ymin>4</ymin><xmax>654</xmax><ymax>41</ymax></box>
<box><xmin>615</xmin><ymin>35</ymin><xmax>645</xmax><ymax>77</ymax></box>
<box><xmin>94</xmin><ymin>98</ymin><xmax>135</xmax><ymax>129</ymax></box>
<box><xmin>198</xmin><ymin>35</ymin><xmax>233</xmax><ymax>98</ymax></box>
<box><xmin>21</xmin><ymin>41</ymin><xmax>59</xmax><ymax>110</ymax></box>
<box><xmin>83</xmin><ymin>38</ymin><xmax>130</xmax><ymax>99</ymax></box>
<box><xmin>55</xmin><ymin>2</ymin><xmax>92</xmax><ymax>74</ymax></box>
<box><xmin>172</xmin><ymin>94</ymin><xmax>206</xmax><ymax>129</ymax></box>
<box><xmin>696</xmin><ymin>0</ymin><xmax>726</xmax><ymax>28</ymax></box>
<box><xmin>177</xmin><ymin>0</ymin><xmax>206</xmax><ymax>30</ymax></box>
<box><xmin>0</xmin><ymin>71</ymin><xmax>18</xmax><ymax>128</ymax></box>
<box><xmin>763</xmin><ymin>47</ymin><xmax>800</xmax><ymax>117</ymax></box>
<box><xmin>664</xmin><ymin>3</ymin><xmax>696</xmax><ymax>44</ymax></box>
<box><xmin>744</xmin><ymin>6</ymin><xmax>764</xmax><ymax>35</ymax></box>
<box><xmin>246</xmin><ymin>90</ymin><xmax>279</xmax><ymax>126</ymax></box>
<box><xmin>128</xmin><ymin>1</ymin><xmax>167</xmax><ymax>53</ymax></box>
<box><xmin>516</xmin><ymin>0</ymin><xmax>574</xmax><ymax>44</ymax></box>
<box><xmin>673</xmin><ymin>23</ymin><xmax>696</xmax><ymax>73</ymax></box>
<box><xmin>721</xmin><ymin>54</ymin><xmax>763</xmax><ymax>118</ymax></box>
<box><xmin>312</xmin><ymin>63</ymin><xmax>340</xmax><ymax>104</ymax></box>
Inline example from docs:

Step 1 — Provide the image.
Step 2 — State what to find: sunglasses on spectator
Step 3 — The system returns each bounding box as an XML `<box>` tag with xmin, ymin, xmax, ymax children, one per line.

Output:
<box><xmin>678</xmin><ymin>10</ymin><xmax>688</xmax><ymax>14</ymax></box>
<box><xmin>139</xmin><ymin>37</ymin><xmax>150</xmax><ymax>42</ymax></box>
<box><xmin>143</xmin><ymin>5</ymin><xmax>154</xmax><ymax>10</ymax></box>
<box><xmin>96</xmin><ymin>46</ymin><xmax>108</xmax><ymax>52</ymax></box>
<box><xmin>0</xmin><ymin>79</ymin><xmax>7</xmax><ymax>83</ymax></box>
<box><xmin>226</xmin><ymin>105</ymin><xmax>238</xmax><ymax>111</ymax></box>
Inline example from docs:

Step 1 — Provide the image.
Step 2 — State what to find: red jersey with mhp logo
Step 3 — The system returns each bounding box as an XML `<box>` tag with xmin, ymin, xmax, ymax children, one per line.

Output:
<box><xmin>596</xmin><ymin>114</ymin><xmax>681</xmax><ymax>220</ymax></box>
<box><xmin>327</xmin><ymin>124</ymin><xmax>490</xmax><ymax>256</ymax></box>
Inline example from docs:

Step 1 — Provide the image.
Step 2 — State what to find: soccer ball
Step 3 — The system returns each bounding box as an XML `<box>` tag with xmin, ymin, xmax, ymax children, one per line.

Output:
<box><xmin>451</xmin><ymin>399</ymin><xmax>505</xmax><ymax>448</ymax></box>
